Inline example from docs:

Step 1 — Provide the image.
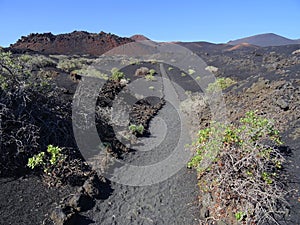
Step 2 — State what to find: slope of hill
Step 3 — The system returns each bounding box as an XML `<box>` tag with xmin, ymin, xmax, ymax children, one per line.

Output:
<box><xmin>10</xmin><ymin>31</ymin><xmax>133</xmax><ymax>56</ymax></box>
<box><xmin>228</xmin><ymin>33</ymin><xmax>300</xmax><ymax>47</ymax></box>
<box><xmin>130</xmin><ymin>34</ymin><xmax>150</xmax><ymax>41</ymax></box>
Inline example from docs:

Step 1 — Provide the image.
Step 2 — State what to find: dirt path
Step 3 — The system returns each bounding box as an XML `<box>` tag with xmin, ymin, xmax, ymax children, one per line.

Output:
<box><xmin>82</xmin><ymin>65</ymin><xmax>200</xmax><ymax>225</ymax></box>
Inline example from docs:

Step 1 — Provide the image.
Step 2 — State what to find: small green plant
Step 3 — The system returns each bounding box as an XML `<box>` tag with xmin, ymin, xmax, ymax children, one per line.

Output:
<box><xmin>27</xmin><ymin>152</ymin><xmax>45</xmax><ymax>169</ymax></box>
<box><xmin>73</xmin><ymin>67</ymin><xmax>108</xmax><ymax>80</ymax></box>
<box><xmin>111</xmin><ymin>67</ymin><xmax>125</xmax><ymax>81</ymax></box>
<box><xmin>47</xmin><ymin>145</ymin><xmax>63</xmax><ymax>165</ymax></box>
<box><xmin>181</xmin><ymin>72</ymin><xmax>187</xmax><ymax>77</ymax></box>
<box><xmin>235</xmin><ymin>211</ymin><xmax>246</xmax><ymax>221</ymax></box>
<box><xmin>148</xmin><ymin>86</ymin><xmax>155</xmax><ymax>90</ymax></box>
<box><xmin>129</xmin><ymin>124</ymin><xmax>145</xmax><ymax>135</ymax></box>
<box><xmin>168</xmin><ymin>67</ymin><xmax>173</xmax><ymax>71</ymax></box>
<box><xmin>188</xmin><ymin>69</ymin><xmax>195</xmax><ymax>75</ymax></box>
<box><xmin>57</xmin><ymin>57</ymin><xmax>92</xmax><ymax>72</ymax></box>
<box><xmin>206</xmin><ymin>77</ymin><xmax>236</xmax><ymax>92</ymax></box>
<box><xmin>145</xmin><ymin>74</ymin><xmax>156</xmax><ymax>81</ymax></box>
<box><xmin>27</xmin><ymin>145</ymin><xmax>65</xmax><ymax>173</ymax></box>
<box><xmin>150</xmin><ymin>59</ymin><xmax>157</xmax><ymax>64</ymax></box>
<box><xmin>129</xmin><ymin>59</ymin><xmax>140</xmax><ymax>65</ymax></box>
<box><xmin>188</xmin><ymin>111</ymin><xmax>287</xmax><ymax>224</ymax></box>
<box><xmin>149</xmin><ymin>69</ymin><xmax>156</xmax><ymax>76</ymax></box>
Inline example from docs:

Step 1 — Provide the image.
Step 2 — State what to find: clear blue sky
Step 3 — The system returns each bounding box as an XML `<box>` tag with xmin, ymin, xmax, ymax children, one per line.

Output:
<box><xmin>1</xmin><ymin>0</ymin><xmax>300</xmax><ymax>47</ymax></box>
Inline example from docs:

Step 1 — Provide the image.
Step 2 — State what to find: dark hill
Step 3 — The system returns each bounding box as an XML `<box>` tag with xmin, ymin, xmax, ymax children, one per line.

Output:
<box><xmin>10</xmin><ymin>31</ymin><xmax>133</xmax><ymax>56</ymax></box>
<box><xmin>228</xmin><ymin>33</ymin><xmax>300</xmax><ymax>47</ymax></box>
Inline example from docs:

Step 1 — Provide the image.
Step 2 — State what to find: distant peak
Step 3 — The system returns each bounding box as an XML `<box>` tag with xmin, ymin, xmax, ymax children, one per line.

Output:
<box><xmin>130</xmin><ymin>34</ymin><xmax>150</xmax><ymax>41</ymax></box>
<box><xmin>228</xmin><ymin>33</ymin><xmax>300</xmax><ymax>47</ymax></box>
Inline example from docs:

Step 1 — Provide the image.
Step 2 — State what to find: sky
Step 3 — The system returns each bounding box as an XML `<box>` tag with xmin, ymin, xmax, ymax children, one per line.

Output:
<box><xmin>0</xmin><ymin>0</ymin><xmax>300</xmax><ymax>47</ymax></box>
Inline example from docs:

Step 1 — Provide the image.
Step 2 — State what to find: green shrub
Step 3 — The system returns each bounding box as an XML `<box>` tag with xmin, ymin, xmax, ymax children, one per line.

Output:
<box><xmin>188</xmin><ymin>69</ymin><xmax>195</xmax><ymax>75</ymax></box>
<box><xmin>57</xmin><ymin>57</ymin><xmax>93</xmax><ymax>72</ymax></box>
<box><xmin>27</xmin><ymin>152</ymin><xmax>45</xmax><ymax>169</ymax></box>
<box><xmin>145</xmin><ymin>74</ymin><xmax>156</xmax><ymax>81</ymax></box>
<box><xmin>206</xmin><ymin>77</ymin><xmax>236</xmax><ymax>92</ymax></box>
<box><xmin>111</xmin><ymin>67</ymin><xmax>124</xmax><ymax>81</ymax></box>
<box><xmin>149</xmin><ymin>69</ymin><xmax>156</xmax><ymax>76</ymax></box>
<box><xmin>129</xmin><ymin>124</ymin><xmax>145</xmax><ymax>135</ymax></box>
<box><xmin>73</xmin><ymin>67</ymin><xmax>108</xmax><ymax>80</ymax></box>
<box><xmin>27</xmin><ymin>145</ymin><xmax>65</xmax><ymax>173</ymax></box>
<box><xmin>188</xmin><ymin>111</ymin><xmax>287</xmax><ymax>224</ymax></box>
<box><xmin>0</xmin><ymin>50</ymin><xmax>73</xmax><ymax>177</ymax></box>
<box><xmin>21</xmin><ymin>54</ymin><xmax>57</xmax><ymax>68</ymax></box>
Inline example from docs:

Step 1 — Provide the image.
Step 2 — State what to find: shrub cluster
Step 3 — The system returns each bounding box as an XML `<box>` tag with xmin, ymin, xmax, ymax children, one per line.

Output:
<box><xmin>206</xmin><ymin>77</ymin><xmax>236</xmax><ymax>92</ymax></box>
<box><xmin>188</xmin><ymin>111</ymin><xmax>289</xmax><ymax>224</ymax></box>
<box><xmin>0</xmin><ymin>50</ymin><xmax>75</xmax><ymax>177</ymax></box>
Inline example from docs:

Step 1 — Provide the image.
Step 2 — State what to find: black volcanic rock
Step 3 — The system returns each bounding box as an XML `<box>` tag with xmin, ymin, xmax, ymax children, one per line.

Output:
<box><xmin>10</xmin><ymin>31</ymin><xmax>134</xmax><ymax>56</ymax></box>
<box><xmin>228</xmin><ymin>33</ymin><xmax>300</xmax><ymax>47</ymax></box>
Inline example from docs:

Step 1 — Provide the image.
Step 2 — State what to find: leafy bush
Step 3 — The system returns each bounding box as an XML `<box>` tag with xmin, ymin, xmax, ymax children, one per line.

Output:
<box><xmin>188</xmin><ymin>69</ymin><xmax>195</xmax><ymax>75</ymax></box>
<box><xmin>73</xmin><ymin>67</ymin><xmax>108</xmax><ymax>80</ymax></box>
<box><xmin>27</xmin><ymin>145</ymin><xmax>91</xmax><ymax>186</ymax></box>
<box><xmin>188</xmin><ymin>111</ymin><xmax>288</xmax><ymax>224</ymax></box>
<box><xmin>129</xmin><ymin>124</ymin><xmax>145</xmax><ymax>135</ymax></box>
<box><xmin>27</xmin><ymin>145</ymin><xmax>65</xmax><ymax>172</ymax></box>
<box><xmin>20</xmin><ymin>54</ymin><xmax>57</xmax><ymax>69</ymax></box>
<box><xmin>0</xmin><ymin>50</ymin><xmax>74</xmax><ymax>177</ymax></box>
<box><xmin>206</xmin><ymin>77</ymin><xmax>236</xmax><ymax>92</ymax></box>
<box><xmin>57</xmin><ymin>57</ymin><xmax>94</xmax><ymax>72</ymax></box>
<box><xmin>149</xmin><ymin>69</ymin><xmax>156</xmax><ymax>76</ymax></box>
<box><xmin>135</xmin><ymin>67</ymin><xmax>149</xmax><ymax>76</ymax></box>
<box><xmin>145</xmin><ymin>74</ymin><xmax>156</xmax><ymax>81</ymax></box>
<box><xmin>111</xmin><ymin>67</ymin><xmax>125</xmax><ymax>81</ymax></box>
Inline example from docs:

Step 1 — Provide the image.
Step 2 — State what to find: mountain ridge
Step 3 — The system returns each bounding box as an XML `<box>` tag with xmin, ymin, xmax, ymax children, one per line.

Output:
<box><xmin>10</xmin><ymin>31</ymin><xmax>133</xmax><ymax>56</ymax></box>
<box><xmin>227</xmin><ymin>33</ymin><xmax>300</xmax><ymax>47</ymax></box>
<box><xmin>9</xmin><ymin>31</ymin><xmax>300</xmax><ymax>56</ymax></box>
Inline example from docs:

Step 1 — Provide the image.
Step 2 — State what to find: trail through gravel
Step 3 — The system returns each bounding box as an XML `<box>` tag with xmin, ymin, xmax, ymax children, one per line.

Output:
<box><xmin>82</xmin><ymin>64</ymin><xmax>200</xmax><ymax>225</ymax></box>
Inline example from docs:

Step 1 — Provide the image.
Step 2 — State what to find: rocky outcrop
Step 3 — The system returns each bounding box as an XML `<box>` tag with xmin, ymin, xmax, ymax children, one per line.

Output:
<box><xmin>10</xmin><ymin>31</ymin><xmax>133</xmax><ymax>56</ymax></box>
<box><xmin>130</xmin><ymin>34</ymin><xmax>150</xmax><ymax>41</ymax></box>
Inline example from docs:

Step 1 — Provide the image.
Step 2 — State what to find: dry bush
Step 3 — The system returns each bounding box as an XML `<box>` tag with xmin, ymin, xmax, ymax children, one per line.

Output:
<box><xmin>189</xmin><ymin>111</ymin><xmax>290</xmax><ymax>224</ymax></box>
<box><xmin>0</xmin><ymin>51</ymin><xmax>76</xmax><ymax>177</ymax></box>
<box><xmin>135</xmin><ymin>67</ymin><xmax>149</xmax><ymax>76</ymax></box>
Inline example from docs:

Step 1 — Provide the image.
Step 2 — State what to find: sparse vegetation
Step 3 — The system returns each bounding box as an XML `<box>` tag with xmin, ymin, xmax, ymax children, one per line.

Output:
<box><xmin>111</xmin><ymin>67</ymin><xmax>125</xmax><ymax>81</ymax></box>
<box><xmin>129</xmin><ymin>59</ymin><xmax>140</xmax><ymax>65</ymax></box>
<box><xmin>73</xmin><ymin>67</ymin><xmax>108</xmax><ymax>80</ymax></box>
<box><xmin>0</xmin><ymin>50</ymin><xmax>74</xmax><ymax>177</ymax></box>
<box><xmin>188</xmin><ymin>111</ymin><xmax>288</xmax><ymax>224</ymax></box>
<box><xmin>206</xmin><ymin>77</ymin><xmax>236</xmax><ymax>92</ymax></box>
<box><xmin>149</xmin><ymin>69</ymin><xmax>156</xmax><ymax>76</ymax></box>
<box><xmin>135</xmin><ymin>66</ymin><xmax>149</xmax><ymax>76</ymax></box>
<box><xmin>27</xmin><ymin>145</ymin><xmax>65</xmax><ymax>173</ymax></box>
<box><xmin>129</xmin><ymin>124</ymin><xmax>145</xmax><ymax>135</ymax></box>
<box><xmin>145</xmin><ymin>74</ymin><xmax>156</xmax><ymax>81</ymax></box>
<box><xmin>205</xmin><ymin>65</ymin><xmax>218</xmax><ymax>73</ymax></box>
<box><xmin>188</xmin><ymin>69</ymin><xmax>195</xmax><ymax>75</ymax></box>
<box><xmin>22</xmin><ymin>54</ymin><xmax>57</xmax><ymax>68</ymax></box>
<box><xmin>57</xmin><ymin>57</ymin><xmax>94</xmax><ymax>72</ymax></box>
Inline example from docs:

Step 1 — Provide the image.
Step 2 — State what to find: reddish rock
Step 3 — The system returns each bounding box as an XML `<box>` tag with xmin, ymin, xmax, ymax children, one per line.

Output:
<box><xmin>130</xmin><ymin>34</ymin><xmax>150</xmax><ymax>41</ymax></box>
<box><xmin>10</xmin><ymin>31</ymin><xmax>133</xmax><ymax>56</ymax></box>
